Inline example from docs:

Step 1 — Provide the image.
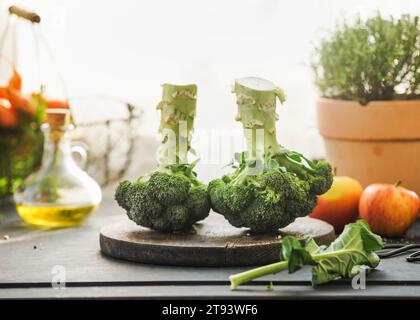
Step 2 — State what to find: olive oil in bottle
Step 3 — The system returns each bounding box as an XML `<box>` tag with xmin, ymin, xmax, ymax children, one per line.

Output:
<box><xmin>16</xmin><ymin>204</ymin><xmax>97</xmax><ymax>228</ymax></box>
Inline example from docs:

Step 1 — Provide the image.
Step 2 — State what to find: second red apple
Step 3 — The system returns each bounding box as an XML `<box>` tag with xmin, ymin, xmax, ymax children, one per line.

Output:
<box><xmin>359</xmin><ymin>182</ymin><xmax>420</xmax><ymax>237</ymax></box>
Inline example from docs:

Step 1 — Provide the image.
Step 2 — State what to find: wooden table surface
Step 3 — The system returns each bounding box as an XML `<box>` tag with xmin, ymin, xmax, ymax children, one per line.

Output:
<box><xmin>1</xmin><ymin>188</ymin><xmax>420</xmax><ymax>300</ymax></box>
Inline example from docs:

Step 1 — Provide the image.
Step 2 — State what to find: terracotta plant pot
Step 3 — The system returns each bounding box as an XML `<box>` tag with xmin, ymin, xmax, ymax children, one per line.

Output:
<box><xmin>317</xmin><ymin>98</ymin><xmax>420</xmax><ymax>195</ymax></box>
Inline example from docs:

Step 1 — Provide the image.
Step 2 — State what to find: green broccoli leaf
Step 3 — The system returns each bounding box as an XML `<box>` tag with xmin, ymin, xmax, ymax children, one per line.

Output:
<box><xmin>280</xmin><ymin>236</ymin><xmax>303</xmax><ymax>261</ymax></box>
<box><xmin>281</xmin><ymin>237</ymin><xmax>317</xmax><ymax>273</ymax></box>
<box><xmin>311</xmin><ymin>219</ymin><xmax>383</xmax><ymax>285</ymax></box>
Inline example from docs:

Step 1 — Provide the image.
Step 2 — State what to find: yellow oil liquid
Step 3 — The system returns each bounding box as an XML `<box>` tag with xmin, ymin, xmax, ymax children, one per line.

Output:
<box><xmin>16</xmin><ymin>204</ymin><xmax>97</xmax><ymax>228</ymax></box>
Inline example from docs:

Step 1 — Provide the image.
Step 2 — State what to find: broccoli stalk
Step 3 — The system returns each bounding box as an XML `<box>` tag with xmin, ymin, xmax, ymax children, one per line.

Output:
<box><xmin>115</xmin><ymin>83</ymin><xmax>210</xmax><ymax>232</ymax></box>
<box><xmin>233</xmin><ymin>77</ymin><xmax>286</xmax><ymax>160</ymax></box>
<box><xmin>209</xmin><ymin>77</ymin><xmax>333</xmax><ymax>234</ymax></box>
<box><xmin>233</xmin><ymin>77</ymin><xmax>316</xmax><ymax>173</ymax></box>
<box><xmin>157</xmin><ymin>83</ymin><xmax>197</xmax><ymax>168</ymax></box>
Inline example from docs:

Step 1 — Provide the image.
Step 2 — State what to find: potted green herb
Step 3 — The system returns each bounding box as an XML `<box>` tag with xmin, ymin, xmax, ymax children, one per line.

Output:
<box><xmin>312</xmin><ymin>14</ymin><xmax>420</xmax><ymax>194</ymax></box>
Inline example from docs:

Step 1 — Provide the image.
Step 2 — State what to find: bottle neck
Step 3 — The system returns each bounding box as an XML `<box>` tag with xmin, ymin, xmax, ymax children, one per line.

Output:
<box><xmin>41</xmin><ymin>125</ymin><xmax>75</xmax><ymax>169</ymax></box>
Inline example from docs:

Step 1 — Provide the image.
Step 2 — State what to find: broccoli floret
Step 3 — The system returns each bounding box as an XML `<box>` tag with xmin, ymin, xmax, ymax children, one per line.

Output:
<box><xmin>114</xmin><ymin>83</ymin><xmax>211</xmax><ymax>232</ymax></box>
<box><xmin>308</xmin><ymin>160</ymin><xmax>334</xmax><ymax>195</ymax></box>
<box><xmin>208</xmin><ymin>178</ymin><xmax>254</xmax><ymax>228</ymax></box>
<box><xmin>209</xmin><ymin>77</ymin><xmax>333</xmax><ymax>233</ymax></box>
<box><xmin>148</xmin><ymin>172</ymin><xmax>190</xmax><ymax>206</ymax></box>
<box><xmin>272</xmin><ymin>149</ymin><xmax>333</xmax><ymax>196</ymax></box>
<box><xmin>127</xmin><ymin>180</ymin><xmax>163</xmax><ymax>224</ymax></box>
<box><xmin>155</xmin><ymin>205</ymin><xmax>190</xmax><ymax>232</ymax></box>
<box><xmin>224</xmin><ymin>183</ymin><xmax>254</xmax><ymax>213</ymax></box>
<box><xmin>208</xmin><ymin>179</ymin><xmax>233</xmax><ymax>215</ymax></box>
<box><xmin>186</xmin><ymin>184</ymin><xmax>211</xmax><ymax>223</ymax></box>
<box><xmin>240</xmin><ymin>196</ymin><xmax>286</xmax><ymax>233</ymax></box>
<box><xmin>114</xmin><ymin>180</ymin><xmax>132</xmax><ymax>210</ymax></box>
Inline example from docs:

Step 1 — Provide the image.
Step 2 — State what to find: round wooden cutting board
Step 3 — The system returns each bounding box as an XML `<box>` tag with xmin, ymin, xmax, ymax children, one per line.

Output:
<box><xmin>100</xmin><ymin>213</ymin><xmax>335</xmax><ymax>267</ymax></box>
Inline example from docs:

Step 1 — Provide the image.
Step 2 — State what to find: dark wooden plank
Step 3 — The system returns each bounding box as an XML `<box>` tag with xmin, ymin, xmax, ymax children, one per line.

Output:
<box><xmin>99</xmin><ymin>215</ymin><xmax>335</xmax><ymax>267</ymax></box>
<box><xmin>1</xmin><ymin>190</ymin><xmax>420</xmax><ymax>293</ymax></box>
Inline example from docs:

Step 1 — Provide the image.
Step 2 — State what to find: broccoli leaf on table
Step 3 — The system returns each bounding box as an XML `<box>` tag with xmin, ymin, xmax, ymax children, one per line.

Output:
<box><xmin>229</xmin><ymin>220</ymin><xmax>384</xmax><ymax>290</ymax></box>
<box><xmin>311</xmin><ymin>220</ymin><xmax>383</xmax><ymax>284</ymax></box>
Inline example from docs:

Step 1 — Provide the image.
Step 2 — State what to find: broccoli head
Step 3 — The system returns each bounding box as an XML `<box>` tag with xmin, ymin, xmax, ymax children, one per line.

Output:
<box><xmin>209</xmin><ymin>160</ymin><xmax>331</xmax><ymax>233</ymax></box>
<box><xmin>209</xmin><ymin>77</ymin><xmax>333</xmax><ymax>233</ymax></box>
<box><xmin>114</xmin><ymin>83</ymin><xmax>210</xmax><ymax>232</ymax></box>
<box><xmin>116</xmin><ymin>162</ymin><xmax>211</xmax><ymax>233</ymax></box>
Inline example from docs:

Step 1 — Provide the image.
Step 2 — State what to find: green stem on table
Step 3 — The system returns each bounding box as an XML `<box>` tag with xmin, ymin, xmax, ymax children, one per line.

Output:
<box><xmin>229</xmin><ymin>260</ymin><xmax>289</xmax><ymax>290</ymax></box>
<box><xmin>229</xmin><ymin>250</ymin><xmax>358</xmax><ymax>290</ymax></box>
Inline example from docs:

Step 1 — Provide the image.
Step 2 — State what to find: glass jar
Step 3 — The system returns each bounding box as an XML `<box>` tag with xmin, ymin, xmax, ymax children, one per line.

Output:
<box><xmin>14</xmin><ymin>109</ymin><xmax>102</xmax><ymax>227</ymax></box>
<box><xmin>0</xmin><ymin>6</ymin><xmax>67</xmax><ymax>202</ymax></box>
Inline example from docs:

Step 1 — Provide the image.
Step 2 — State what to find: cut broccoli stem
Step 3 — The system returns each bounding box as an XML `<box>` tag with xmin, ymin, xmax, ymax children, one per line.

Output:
<box><xmin>156</xmin><ymin>83</ymin><xmax>197</xmax><ymax>168</ymax></box>
<box><xmin>232</xmin><ymin>77</ymin><xmax>319</xmax><ymax>175</ymax></box>
<box><xmin>233</xmin><ymin>77</ymin><xmax>286</xmax><ymax>162</ymax></box>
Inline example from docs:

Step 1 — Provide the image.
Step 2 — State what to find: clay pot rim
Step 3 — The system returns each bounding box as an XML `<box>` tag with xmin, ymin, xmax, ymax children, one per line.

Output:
<box><xmin>318</xmin><ymin>97</ymin><xmax>420</xmax><ymax>107</ymax></box>
<box><xmin>317</xmin><ymin>98</ymin><xmax>420</xmax><ymax>141</ymax></box>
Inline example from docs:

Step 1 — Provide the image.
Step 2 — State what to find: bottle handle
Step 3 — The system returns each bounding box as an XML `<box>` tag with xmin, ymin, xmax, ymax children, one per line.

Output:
<box><xmin>71</xmin><ymin>143</ymin><xmax>89</xmax><ymax>170</ymax></box>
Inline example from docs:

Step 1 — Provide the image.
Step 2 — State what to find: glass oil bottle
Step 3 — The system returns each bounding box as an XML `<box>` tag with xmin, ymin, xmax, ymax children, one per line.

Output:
<box><xmin>14</xmin><ymin>109</ymin><xmax>102</xmax><ymax>227</ymax></box>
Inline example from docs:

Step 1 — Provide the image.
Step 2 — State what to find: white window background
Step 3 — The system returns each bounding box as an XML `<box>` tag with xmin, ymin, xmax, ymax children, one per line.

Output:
<box><xmin>0</xmin><ymin>0</ymin><xmax>418</xmax><ymax>179</ymax></box>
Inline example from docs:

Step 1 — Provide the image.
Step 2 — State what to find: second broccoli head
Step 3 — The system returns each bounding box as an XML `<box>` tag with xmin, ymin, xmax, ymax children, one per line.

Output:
<box><xmin>209</xmin><ymin>153</ymin><xmax>333</xmax><ymax>233</ymax></box>
<box><xmin>209</xmin><ymin>77</ymin><xmax>333</xmax><ymax>233</ymax></box>
<box><xmin>115</xmin><ymin>83</ymin><xmax>210</xmax><ymax>232</ymax></box>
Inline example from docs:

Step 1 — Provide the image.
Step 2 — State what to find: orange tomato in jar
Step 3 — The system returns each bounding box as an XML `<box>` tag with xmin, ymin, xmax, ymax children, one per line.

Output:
<box><xmin>8</xmin><ymin>69</ymin><xmax>22</xmax><ymax>91</ymax></box>
<box><xmin>0</xmin><ymin>99</ymin><xmax>17</xmax><ymax>128</ymax></box>
<box><xmin>47</xmin><ymin>99</ymin><xmax>69</xmax><ymax>109</ymax></box>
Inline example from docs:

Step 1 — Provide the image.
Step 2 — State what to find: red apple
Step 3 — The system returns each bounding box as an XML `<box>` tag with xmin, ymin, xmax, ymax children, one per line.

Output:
<box><xmin>359</xmin><ymin>182</ymin><xmax>420</xmax><ymax>237</ymax></box>
<box><xmin>310</xmin><ymin>176</ymin><xmax>363</xmax><ymax>232</ymax></box>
